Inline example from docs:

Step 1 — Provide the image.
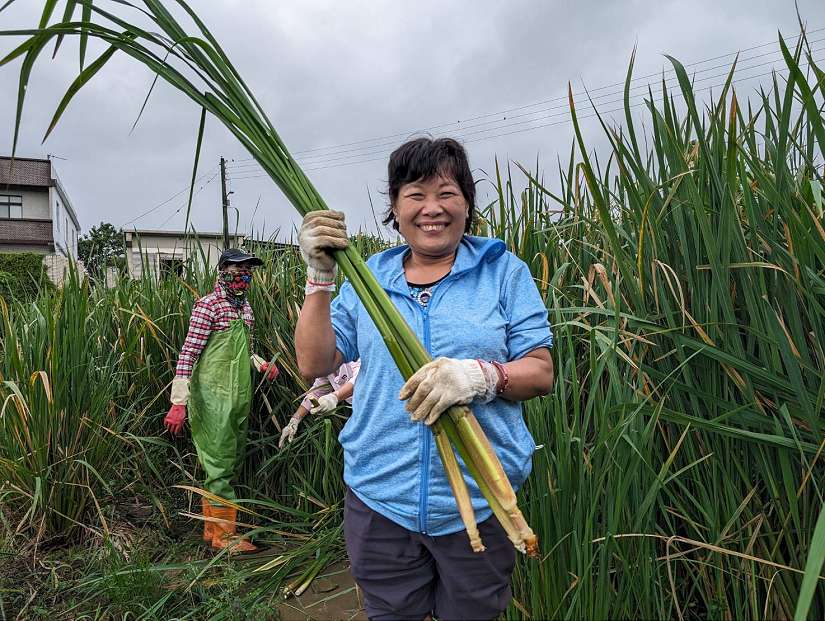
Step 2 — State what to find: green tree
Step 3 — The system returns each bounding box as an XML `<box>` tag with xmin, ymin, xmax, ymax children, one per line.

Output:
<box><xmin>78</xmin><ymin>222</ymin><xmax>125</xmax><ymax>279</ymax></box>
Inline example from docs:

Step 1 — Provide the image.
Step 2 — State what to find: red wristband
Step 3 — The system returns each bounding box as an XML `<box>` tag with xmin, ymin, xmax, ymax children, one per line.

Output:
<box><xmin>490</xmin><ymin>360</ymin><xmax>509</xmax><ymax>395</ymax></box>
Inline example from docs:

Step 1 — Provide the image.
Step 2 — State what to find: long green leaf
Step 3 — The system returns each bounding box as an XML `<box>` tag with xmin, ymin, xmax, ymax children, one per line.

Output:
<box><xmin>779</xmin><ymin>31</ymin><xmax>825</xmax><ymax>158</ymax></box>
<box><xmin>184</xmin><ymin>104</ymin><xmax>206</xmax><ymax>231</ymax></box>
<box><xmin>79</xmin><ymin>0</ymin><xmax>92</xmax><ymax>69</ymax></box>
<box><xmin>42</xmin><ymin>40</ymin><xmax>119</xmax><ymax>142</ymax></box>
<box><xmin>11</xmin><ymin>32</ymin><xmax>50</xmax><ymax>157</ymax></box>
<box><xmin>794</xmin><ymin>503</ymin><xmax>825</xmax><ymax>621</ymax></box>
<box><xmin>51</xmin><ymin>0</ymin><xmax>77</xmax><ymax>58</ymax></box>
<box><xmin>38</xmin><ymin>0</ymin><xmax>59</xmax><ymax>29</ymax></box>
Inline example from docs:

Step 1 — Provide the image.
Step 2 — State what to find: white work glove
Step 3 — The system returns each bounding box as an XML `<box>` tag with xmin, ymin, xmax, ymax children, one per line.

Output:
<box><xmin>278</xmin><ymin>415</ymin><xmax>303</xmax><ymax>448</ymax></box>
<box><xmin>310</xmin><ymin>392</ymin><xmax>339</xmax><ymax>415</ymax></box>
<box><xmin>298</xmin><ymin>210</ymin><xmax>349</xmax><ymax>293</ymax></box>
<box><xmin>170</xmin><ymin>377</ymin><xmax>191</xmax><ymax>405</ymax></box>
<box><xmin>399</xmin><ymin>358</ymin><xmax>499</xmax><ymax>426</ymax></box>
<box><xmin>251</xmin><ymin>353</ymin><xmax>266</xmax><ymax>372</ymax></box>
<box><xmin>251</xmin><ymin>353</ymin><xmax>279</xmax><ymax>381</ymax></box>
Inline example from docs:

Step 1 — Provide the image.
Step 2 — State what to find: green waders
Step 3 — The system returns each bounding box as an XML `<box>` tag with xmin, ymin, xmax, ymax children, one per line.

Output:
<box><xmin>190</xmin><ymin>319</ymin><xmax>252</xmax><ymax>505</ymax></box>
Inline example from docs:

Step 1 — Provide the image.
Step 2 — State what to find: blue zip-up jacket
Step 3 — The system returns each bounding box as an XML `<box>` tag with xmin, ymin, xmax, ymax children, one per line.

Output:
<box><xmin>331</xmin><ymin>235</ymin><xmax>553</xmax><ymax>536</ymax></box>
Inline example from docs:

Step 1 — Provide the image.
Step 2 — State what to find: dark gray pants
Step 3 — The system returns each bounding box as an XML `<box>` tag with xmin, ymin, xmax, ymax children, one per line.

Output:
<box><xmin>344</xmin><ymin>489</ymin><xmax>516</xmax><ymax>621</ymax></box>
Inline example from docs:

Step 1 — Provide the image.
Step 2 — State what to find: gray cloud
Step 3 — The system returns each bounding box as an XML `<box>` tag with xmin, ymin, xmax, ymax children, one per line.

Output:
<box><xmin>1</xmin><ymin>1</ymin><xmax>822</xmax><ymax>240</ymax></box>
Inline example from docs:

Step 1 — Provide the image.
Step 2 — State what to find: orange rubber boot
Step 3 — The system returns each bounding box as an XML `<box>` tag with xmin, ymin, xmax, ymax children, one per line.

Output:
<box><xmin>210</xmin><ymin>505</ymin><xmax>258</xmax><ymax>553</ymax></box>
<box><xmin>202</xmin><ymin>498</ymin><xmax>214</xmax><ymax>543</ymax></box>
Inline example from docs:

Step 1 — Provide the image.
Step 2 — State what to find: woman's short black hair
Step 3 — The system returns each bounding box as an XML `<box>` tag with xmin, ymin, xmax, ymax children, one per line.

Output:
<box><xmin>384</xmin><ymin>137</ymin><xmax>475</xmax><ymax>233</ymax></box>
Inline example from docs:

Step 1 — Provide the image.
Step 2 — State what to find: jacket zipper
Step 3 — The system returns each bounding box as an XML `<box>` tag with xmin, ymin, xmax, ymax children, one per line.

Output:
<box><xmin>396</xmin><ymin>270</ymin><xmax>460</xmax><ymax>535</ymax></box>
<box><xmin>412</xmin><ymin>275</ymin><xmax>458</xmax><ymax>535</ymax></box>
<box><xmin>417</xmin><ymin>302</ymin><xmax>432</xmax><ymax>534</ymax></box>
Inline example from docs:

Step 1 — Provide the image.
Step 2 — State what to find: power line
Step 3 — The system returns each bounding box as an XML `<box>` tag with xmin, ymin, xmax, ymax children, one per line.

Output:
<box><xmin>288</xmin><ymin>46</ymin><xmax>823</xmax><ymax>167</ymax></box>
<box><xmin>225</xmin><ymin>51</ymin><xmax>821</xmax><ymax>175</ymax></box>
<box><xmin>286</xmin><ymin>38</ymin><xmax>825</xmax><ymax>164</ymax></box>
<box><xmin>123</xmin><ymin>165</ymin><xmax>219</xmax><ymax>226</ymax></box>
<box><xmin>226</xmin><ymin>56</ymin><xmax>820</xmax><ymax>177</ymax></box>
<box><xmin>229</xmin><ymin>27</ymin><xmax>822</xmax><ymax>166</ymax></box>
<box><xmin>303</xmin><ymin>60</ymin><xmax>819</xmax><ymax>172</ymax></box>
<box><xmin>225</xmin><ymin>43</ymin><xmax>817</xmax><ymax>171</ymax></box>
<box><xmin>310</xmin><ymin>60</ymin><xmax>819</xmax><ymax>172</ymax></box>
<box><xmin>155</xmin><ymin>172</ymin><xmax>221</xmax><ymax>229</ymax></box>
<box><xmin>430</xmin><ymin>47</ymin><xmax>823</xmax><ymax>140</ymax></box>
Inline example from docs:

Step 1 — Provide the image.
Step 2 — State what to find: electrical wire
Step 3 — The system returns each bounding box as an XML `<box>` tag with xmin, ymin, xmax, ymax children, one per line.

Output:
<box><xmin>228</xmin><ymin>27</ymin><xmax>823</xmax><ymax>167</ymax></box>
<box><xmin>303</xmin><ymin>59</ymin><xmax>821</xmax><ymax>172</ymax></box>
<box><xmin>154</xmin><ymin>171</ymin><xmax>221</xmax><ymax>229</ymax></box>
<box><xmin>123</xmin><ymin>165</ymin><xmax>219</xmax><ymax>226</ymax></box>
<box><xmin>288</xmin><ymin>39</ymin><xmax>825</xmax><ymax>165</ymax></box>
<box><xmin>225</xmin><ymin>49</ymin><xmax>817</xmax><ymax>171</ymax></box>
<box><xmin>277</xmin><ymin>47</ymin><xmax>824</xmax><ymax>169</ymax></box>
<box><xmin>223</xmin><ymin>53</ymin><xmax>821</xmax><ymax>176</ymax></box>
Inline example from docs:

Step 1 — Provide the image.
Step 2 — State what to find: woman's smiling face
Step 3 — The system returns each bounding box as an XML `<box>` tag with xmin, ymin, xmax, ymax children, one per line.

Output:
<box><xmin>393</xmin><ymin>174</ymin><xmax>468</xmax><ymax>260</ymax></box>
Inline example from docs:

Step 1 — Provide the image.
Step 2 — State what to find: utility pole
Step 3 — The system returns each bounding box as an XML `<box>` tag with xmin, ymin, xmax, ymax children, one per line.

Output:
<box><xmin>220</xmin><ymin>156</ymin><xmax>230</xmax><ymax>250</ymax></box>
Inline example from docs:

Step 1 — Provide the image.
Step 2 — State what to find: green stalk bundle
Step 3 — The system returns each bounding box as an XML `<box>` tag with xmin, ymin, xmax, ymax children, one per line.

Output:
<box><xmin>0</xmin><ymin>0</ymin><xmax>537</xmax><ymax>554</ymax></box>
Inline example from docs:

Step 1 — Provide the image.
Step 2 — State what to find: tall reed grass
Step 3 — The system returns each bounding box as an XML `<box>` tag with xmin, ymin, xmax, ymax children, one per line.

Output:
<box><xmin>488</xmin><ymin>41</ymin><xmax>825</xmax><ymax>619</ymax></box>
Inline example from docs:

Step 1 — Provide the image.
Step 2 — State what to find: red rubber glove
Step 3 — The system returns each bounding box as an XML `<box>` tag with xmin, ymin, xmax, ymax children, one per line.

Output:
<box><xmin>164</xmin><ymin>404</ymin><xmax>187</xmax><ymax>436</ymax></box>
<box><xmin>260</xmin><ymin>361</ymin><xmax>280</xmax><ymax>381</ymax></box>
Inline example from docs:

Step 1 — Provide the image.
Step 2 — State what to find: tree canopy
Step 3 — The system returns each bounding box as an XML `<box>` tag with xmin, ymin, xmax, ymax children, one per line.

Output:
<box><xmin>78</xmin><ymin>222</ymin><xmax>125</xmax><ymax>279</ymax></box>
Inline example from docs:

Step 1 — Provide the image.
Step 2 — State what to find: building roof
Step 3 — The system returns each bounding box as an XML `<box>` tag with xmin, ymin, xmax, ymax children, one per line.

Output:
<box><xmin>126</xmin><ymin>229</ymin><xmax>240</xmax><ymax>239</ymax></box>
<box><xmin>124</xmin><ymin>229</ymin><xmax>297</xmax><ymax>251</ymax></box>
<box><xmin>0</xmin><ymin>156</ymin><xmax>51</xmax><ymax>187</ymax></box>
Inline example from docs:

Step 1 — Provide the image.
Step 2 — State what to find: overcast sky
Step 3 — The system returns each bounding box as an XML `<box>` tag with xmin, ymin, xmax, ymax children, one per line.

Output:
<box><xmin>1</xmin><ymin>1</ymin><xmax>823</xmax><ymax>241</ymax></box>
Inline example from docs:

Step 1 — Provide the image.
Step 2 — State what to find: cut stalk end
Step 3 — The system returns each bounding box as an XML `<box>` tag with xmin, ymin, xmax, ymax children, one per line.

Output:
<box><xmin>433</xmin><ymin>421</ymin><xmax>484</xmax><ymax>553</ymax></box>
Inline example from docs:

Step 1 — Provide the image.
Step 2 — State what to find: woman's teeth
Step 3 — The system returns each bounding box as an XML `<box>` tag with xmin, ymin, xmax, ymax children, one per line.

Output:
<box><xmin>420</xmin><ymin>223</ymin><xmax>446</xmax><ymax>231</ymax></box>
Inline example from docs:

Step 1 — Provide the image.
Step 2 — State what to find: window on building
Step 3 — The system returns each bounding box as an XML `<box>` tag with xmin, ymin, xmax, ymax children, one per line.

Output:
<box><xmin>159</xmin><ymin>258</ymin><xmax>184</xmax><ymax>278</ymax></box>
<box><xmin>0</xmin><ymin>195</ymin><xmax>23</xmax><ymax>219</ymax></box>
<box><xmin>56</xmin><ymin>202</ymin><xmax>61</xmax><ymax>231</ymax></box>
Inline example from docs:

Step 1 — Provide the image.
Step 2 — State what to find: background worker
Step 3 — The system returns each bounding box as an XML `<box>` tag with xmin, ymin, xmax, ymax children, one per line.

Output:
<box><xmin>164</xmin><ymin>248</ymin><xmax>279</xmax><ymax>553</ymax></box>
<box><xmin>278</xmin><ymin>360</ymin><xmax>361</xmax><ymax>448</ymax></box>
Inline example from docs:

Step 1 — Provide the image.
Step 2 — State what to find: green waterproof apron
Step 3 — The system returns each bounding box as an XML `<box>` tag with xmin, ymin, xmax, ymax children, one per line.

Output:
<box><xmin>189</xmin><ymin>319</ymin><xmax>252</xmax><ymax>503</ymax></box>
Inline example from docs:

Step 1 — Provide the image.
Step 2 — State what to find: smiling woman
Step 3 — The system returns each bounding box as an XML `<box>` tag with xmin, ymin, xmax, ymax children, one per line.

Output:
<box><xmin>295</xmin><ymin>137</ymin><xmax>555</xmax><ymax>620</ymax></box>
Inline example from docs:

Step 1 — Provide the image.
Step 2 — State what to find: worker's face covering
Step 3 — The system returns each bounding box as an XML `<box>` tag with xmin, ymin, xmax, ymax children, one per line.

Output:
<box><xmin>219</xmin><ymin>268</ymin><xmax>253</xmax><ymax>298</ymax></box>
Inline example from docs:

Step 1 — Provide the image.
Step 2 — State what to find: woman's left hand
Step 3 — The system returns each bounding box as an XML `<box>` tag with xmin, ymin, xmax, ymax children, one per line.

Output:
<box><xmin>399</xmin><ymin>357</ymin><xmax>496</xmax><ymax>425</ymax></box>
<box><xmin>310</xmin><ymin>392</ymin><xmax>339</xmax><ymax>414</ymax></box>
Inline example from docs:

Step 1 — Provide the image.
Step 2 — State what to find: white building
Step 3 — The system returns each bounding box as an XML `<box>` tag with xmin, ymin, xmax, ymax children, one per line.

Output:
<box><xmin>124</xmin><ymin>229</ymin><xmax>246</xmax><ymax>279</ymax></box>
<box><xmin>0</xmin><ymin>156</ymin><xmax>80</xmax><ymax>257</ymax></box>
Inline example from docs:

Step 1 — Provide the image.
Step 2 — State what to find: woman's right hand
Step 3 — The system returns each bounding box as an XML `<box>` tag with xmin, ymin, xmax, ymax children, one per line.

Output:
<box><xmin>298</xmin><ymin>210</ymin><xmax>349</xmax><ymax>284</ymax></box>
<box><xmin>295</xmin><ymin>212</ymin><xmax>347</xmax><ymax>379</ymax></box>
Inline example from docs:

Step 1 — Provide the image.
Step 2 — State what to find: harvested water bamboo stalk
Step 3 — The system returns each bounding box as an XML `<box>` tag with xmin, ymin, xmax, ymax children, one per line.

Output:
<box><xmin>438</xmin><ymin>414</ymin><xmax>527</xmax><ymax>553</ymax></box>
<box><xmin>433</xmin><ymin>425</ymin><xmax>484</xmax><ymax>552</ymax></box>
